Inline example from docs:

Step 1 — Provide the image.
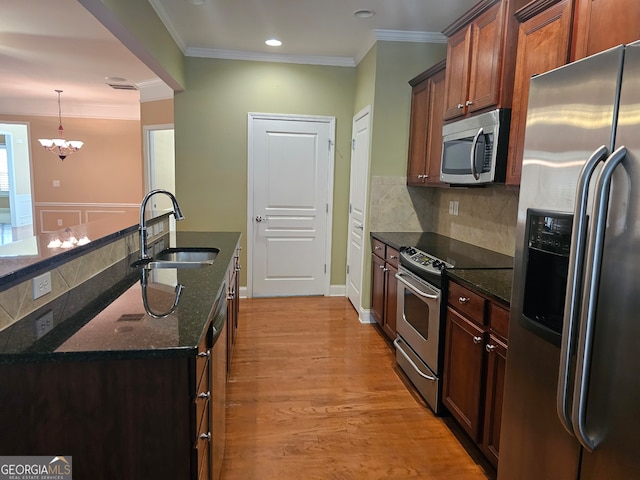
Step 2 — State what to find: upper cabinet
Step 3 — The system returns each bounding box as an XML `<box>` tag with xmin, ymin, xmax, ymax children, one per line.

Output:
<box><xmin>505</xmin><ymin>0</ymin><xmax>574</xmax><ymax>186</ymax></box>
<box><xmin>572</xmin><ymin>0</ymin><xmax>640</xmax><ymax>60</ymax></box>
<box><xmin>442</xmin><ymin>0</ymin><xmax>528</xmax><ymax>121</ymax></box>
<box><xmin>407</xmin><ymin>60</ymin><xmax>447</xmax><ymax>186</ymax></box>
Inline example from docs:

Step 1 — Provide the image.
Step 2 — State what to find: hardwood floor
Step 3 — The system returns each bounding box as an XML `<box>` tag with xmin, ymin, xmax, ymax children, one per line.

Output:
<box><xmin>221</xmin><ymin>296</ymin><xmax>494</xmax><ymax>480</ymax></box>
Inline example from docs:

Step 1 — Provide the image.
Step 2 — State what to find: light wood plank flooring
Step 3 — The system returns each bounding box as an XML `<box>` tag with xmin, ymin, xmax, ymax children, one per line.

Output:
<box><xmin>221</xmin><ymin>296</ymin><xmax>494</xmax><ymax>480</ymax></box>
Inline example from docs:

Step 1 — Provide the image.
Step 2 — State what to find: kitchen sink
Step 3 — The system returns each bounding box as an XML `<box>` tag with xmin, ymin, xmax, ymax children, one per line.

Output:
<box><xmin>142</xmin><ymin>247</ymin><xmax>219</xmax><ymax>269</ymax></box>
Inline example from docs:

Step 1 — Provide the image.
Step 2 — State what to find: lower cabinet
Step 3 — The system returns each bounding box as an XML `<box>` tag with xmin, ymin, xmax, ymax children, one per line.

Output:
<box><xmin>370</xmin><ymin>237</ymin><xmax>399</xmax><ymax>341</ymax></box>
<box><xmin>443</xmin><ymin>280</ymin><xmax>510</xmax><ymax>468</ymax></box>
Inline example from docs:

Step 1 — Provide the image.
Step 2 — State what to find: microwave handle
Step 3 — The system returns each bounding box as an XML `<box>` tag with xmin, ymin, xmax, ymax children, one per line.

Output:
<box><xmin>470</xmin><ymin>127</ymin><xmax>483</xmax><ymax>180</ymax></box>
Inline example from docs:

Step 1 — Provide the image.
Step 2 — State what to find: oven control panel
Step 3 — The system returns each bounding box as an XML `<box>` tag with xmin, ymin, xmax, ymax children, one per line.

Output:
<box><xmin>400</xmin><ymin>247</ymin><xmax>454</xmax><ymax>276</ymax></box>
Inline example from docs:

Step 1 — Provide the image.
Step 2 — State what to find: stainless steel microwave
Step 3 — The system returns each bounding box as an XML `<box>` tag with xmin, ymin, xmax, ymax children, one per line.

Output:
<box><xmin>440</xmin><ymin>109</ymin><xmax>511</xmax><ymax>185</ymax></box>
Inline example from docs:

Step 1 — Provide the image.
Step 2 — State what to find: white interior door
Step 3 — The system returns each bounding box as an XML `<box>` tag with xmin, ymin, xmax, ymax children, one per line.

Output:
<box><xmin>144</xmin><ymin>125</ymin><xmax>176</xmax><ymax>227</ymax></box>
<box><xmin>248</xmin><ymin>114</ymin><xmax>335</xmax><ymax>297</ymax></box>
<box><xmin>346</xmin><ymin>106</ymin><xmax>371</xmax><ymax>318</ymax></box>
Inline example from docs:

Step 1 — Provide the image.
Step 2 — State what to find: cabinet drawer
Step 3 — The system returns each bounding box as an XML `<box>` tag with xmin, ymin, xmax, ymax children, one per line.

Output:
<box><xmin>372</xmin><ymin>239</ymin><xmax>386</xmax><ymax>258</ymax></box>
<box><xmin>386</xmin><ymin>246</ymin><xmax>400</xmax><ymax>268</ymax></box>
<box><xmin>489</xmin><ymin>302</ymin><xmax>509</xmax><ymax>340</ymax></box>
<box><xmin>448</xmin><ymin>281</ymin><xmax>485</xmax><ymax>325</ymax></box>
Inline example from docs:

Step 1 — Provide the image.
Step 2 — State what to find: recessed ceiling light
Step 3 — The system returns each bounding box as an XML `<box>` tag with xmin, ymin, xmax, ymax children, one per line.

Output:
<box><xmin>265</xmin><ymin>39</ymin><xmax>282</xmax><ymax>47</ymax></box>
<box><xmin>354</xmin><ymin>9</ymin><xmax>375</xmax><ymax>19</ymax></box>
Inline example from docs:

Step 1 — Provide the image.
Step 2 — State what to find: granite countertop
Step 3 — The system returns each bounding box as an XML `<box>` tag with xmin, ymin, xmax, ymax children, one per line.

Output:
<box><xmin>446</xmin><ymin>268</ymin><xmax>514</xmax><ymax>307</ymax></box>
<box><xmin>371</xmin><ymin>231</ymin><xmax>514</xmax><ymax>306</ymax></box>
<box><xmin>0</xmin><ymin>231</ymin><xmax>241</xmax><ymax>363</ymax></box>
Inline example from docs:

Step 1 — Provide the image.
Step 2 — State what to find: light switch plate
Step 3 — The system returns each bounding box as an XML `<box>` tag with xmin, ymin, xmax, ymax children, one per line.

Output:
<box><xmin>32</xmin><ymin>272</ymin><xmax>52</xmax><ymax>300</ymax></box>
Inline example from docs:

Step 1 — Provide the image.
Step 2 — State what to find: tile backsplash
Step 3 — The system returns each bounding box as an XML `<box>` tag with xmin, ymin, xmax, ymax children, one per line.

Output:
<box><xmin>369</xmin><ymin>176</ymin><xmax>518</xmax><ymax>257</ymax></box>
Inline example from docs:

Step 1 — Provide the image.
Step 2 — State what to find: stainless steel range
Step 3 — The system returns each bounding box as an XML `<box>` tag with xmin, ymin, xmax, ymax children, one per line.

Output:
<box><xmin>385</xmin><ymin>233</ymin><xmax>513</xmax><ymax>414</ymax></box>
<box><xmin>394</xmin><ymin>247</ymin><xmax>450</xmax><ymax>414</ymax></box>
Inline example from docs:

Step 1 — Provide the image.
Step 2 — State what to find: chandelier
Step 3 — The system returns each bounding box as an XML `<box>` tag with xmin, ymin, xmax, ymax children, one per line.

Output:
<box><xmin>38</xmin><ymin>90</ymin><xmax>84</xmax><ymax>160</ymax></box>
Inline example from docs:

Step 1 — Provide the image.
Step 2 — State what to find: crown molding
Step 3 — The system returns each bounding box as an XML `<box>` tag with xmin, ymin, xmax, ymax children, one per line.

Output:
<box><xmin>374</xmin><ymin>29</ymin><xmax>447</xmax><ymax>44</ymax></box>
<box><xmin>185</xmin><ymin>48</ymin><xmax>357</xmax><ymax>67</ymax></box>
<box><xmin>148</xmin><ymin>0</ymin><xmax>188</xmax><ymax>53</ymax></box>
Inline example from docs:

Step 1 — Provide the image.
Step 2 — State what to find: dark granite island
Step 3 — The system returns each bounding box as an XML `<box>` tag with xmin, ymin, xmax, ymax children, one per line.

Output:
<box><xmin>0</xmin><ymin>230</ymin><xmax>241</xmax><ymax>480</ymax></box>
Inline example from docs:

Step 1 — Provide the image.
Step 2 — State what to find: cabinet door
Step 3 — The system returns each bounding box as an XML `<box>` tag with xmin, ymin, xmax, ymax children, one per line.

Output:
<box><xmin>407</xmin><ymin>79</ymin><xmax>430</xmax><ymax>185</ymax></box>
<box><xmin>467</xmin><ymin>1</ymin><xmax>505</xmax><ymax>113</ymax></box>
<box><xmin>443</xmin><ymin>307</ymin><xmax>486</xmax><ymax>441</ymax></box>
<box><xmin>371</xmin><ymin>253</ymin><xmax>386</xmax><ymax>326</ymax></box>
<box><xmin>572</xmin><ymin>0</ymin><xmax>640</xmax><ymax>60</ymax></box>
<box><xmin>425</xmin><ymin>68</ymin><xmax>447</xmax><ymax>185</ymax></box>
<box><xmin>444</xmin><ymin>26</ymin><xmax>472</xmax><ymax>120</ymax></box>
<box><xmin>481</xmin><ymin>334</ymin><xmax>507</xmax><ymax>468</ymax></box>
<box><xmin>382</xmin><ymin>263</ymin><xmax>398</xmax><ymax>340</ymax></box>
<box><xmin>506</xmin><ymin>0</ymin><xmax>573</xmax><ymax>186</ymax></box>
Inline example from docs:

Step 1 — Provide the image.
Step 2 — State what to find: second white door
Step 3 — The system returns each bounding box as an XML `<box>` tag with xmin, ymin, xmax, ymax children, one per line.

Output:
<box><xmin>249</xmin><ymin>114</ymin><xmax>335</xmax><ymax>297</ymax></box>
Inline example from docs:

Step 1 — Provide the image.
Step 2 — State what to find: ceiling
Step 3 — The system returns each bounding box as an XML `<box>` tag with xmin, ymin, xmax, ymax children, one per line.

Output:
<box><xmin>0</xmin><ymin>0</ymin><xmax>478</xmax><ymax>120</ymax></box>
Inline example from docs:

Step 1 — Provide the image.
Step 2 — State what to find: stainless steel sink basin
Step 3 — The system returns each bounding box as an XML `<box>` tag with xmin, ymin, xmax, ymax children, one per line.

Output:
<box><xmin>147</xmin><ymin>247</ymin><xmax>219</xmax><ymax>269</ymax></box>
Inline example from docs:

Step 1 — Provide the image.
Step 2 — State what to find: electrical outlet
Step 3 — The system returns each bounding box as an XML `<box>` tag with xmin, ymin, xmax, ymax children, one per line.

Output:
<box><xmin>449</xmin><ymin>200</ymin><xmax>459</xmax><ymax>216</ymax></box>
<box><xmin>35</xmin><ymin>311</ymin><xmax>54</xmax><ymax>339</ymax></box>
<box><xmin>57</xmin><ymin>219</ymin><xmax>63</xmax><ymax>226</ymax></box>
<box><xmin>156</xmin><ymin>221</ymin><xmax>164</xmax><ymax>234</ymax></box>
<box><xmin>52</xmin><ymin>180</ymin><xmax>60</xmax><ymax>188</ymax></box>
<box><xmin>32</xmin><ymin>272</ymin><xmax>52</xmax><ymax>300</ymax></box>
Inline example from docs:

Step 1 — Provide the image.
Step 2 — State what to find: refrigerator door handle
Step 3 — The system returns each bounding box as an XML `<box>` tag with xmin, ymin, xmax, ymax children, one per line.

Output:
<box><xmin>470</xmin><ymin>127</ymin><xmax>483</xmax><ymax>180</ymax></box>
<box><xmin>557</xmin><ymin>145</ymin><xmax>609</xmax><ymax>435</ymax></box>
<box><xmin>573</xmin><ymin>145</ymin><xmax>628</xmax><ymax>451</ymax></box>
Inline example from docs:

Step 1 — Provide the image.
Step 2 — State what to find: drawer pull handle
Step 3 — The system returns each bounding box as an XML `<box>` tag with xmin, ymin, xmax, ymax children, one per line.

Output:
<box><xmin>465</xmin><ymin>100</ymin><xmax>473</xmax><ymax>106</ymax></box>
<box><xmin>198</xmin><ymin>391</ymin><xmax>211</xmax><ymax>400</ymax></box>
<box><xmin>486</xmin><ymin>344</ymin><xmax>497</xmax><ymax>353</ymax></box>
<box><xmin>457</xmin><ymin>103</ymin><xmax>464</xmax><ymax>109</ymax></box>
<box><xmin>458</xmin><ymin>296</ymin><xmax>470</xmax><ymax>304</ymax></box>
<box><xmin>197</xmin><ymin>350</ymin><xmax>210</xmax><ymax>358</ymax></box>
<box><xmin>199</xmin><ymin>432</ymin><xmax>211</xmax><ymax>441</ymax></box>
<box><xmin>389</xmin><ymin>255</ymin><xmax>398</xmax><ymax>260</ymax></box>
<box><xmin>374</xmin><ymin>246</ymin><xmax>382</xmax><ymax>250</ymax></box>
<box><xmin>472</xmin><ymin>336</ymin><xmax>483</xmax><ymax>344</ymax></box>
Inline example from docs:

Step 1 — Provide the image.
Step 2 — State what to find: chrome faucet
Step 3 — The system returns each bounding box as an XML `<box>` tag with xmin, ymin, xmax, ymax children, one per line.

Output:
<box><xmin>139</xmin><ymin>189</ymin><xmax>185</xmax><ymax>260</ymax></box>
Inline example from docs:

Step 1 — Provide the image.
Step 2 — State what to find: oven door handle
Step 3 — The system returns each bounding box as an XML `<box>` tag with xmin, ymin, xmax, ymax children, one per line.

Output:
<box><xmin>395</xmin><ymin>272</ymin><xmax>439</xmax><ymax>300</ymax></box>
<box><xmin>393</xmin><ymin>338</ymin><xmax>436</xmax><ymax>381</ymax></box>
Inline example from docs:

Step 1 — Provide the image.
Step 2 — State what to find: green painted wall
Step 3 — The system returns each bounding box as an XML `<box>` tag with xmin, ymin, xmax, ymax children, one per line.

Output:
<box><xmin>370</xmin><ymin>42</ymin><xmax>447</xmax><ymax>177</ymax></box>
<box><xmin>354</xmin><ymin>45</ymin><xmax>377</xmax><ymax>114</ymax></box>
<box><xmin>174</xmin><ymin>58</ymin><xmax>356</xmax><ymax>285</ymax></box>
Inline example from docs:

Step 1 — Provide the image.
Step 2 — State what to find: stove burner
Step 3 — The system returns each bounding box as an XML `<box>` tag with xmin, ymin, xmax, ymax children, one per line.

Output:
<box><xmin>400</xmin><ymin>247</ymin><xmax>454</xmax><ymax>276</ymax></box>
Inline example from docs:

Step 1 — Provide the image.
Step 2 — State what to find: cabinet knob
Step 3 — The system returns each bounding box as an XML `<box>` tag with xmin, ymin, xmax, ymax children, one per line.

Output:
<box><xmin>472</xmin><ymin>336</ymin><xmax>483</xmax><ymax>344</ymax></box>
<box><xmin>199</xmin><ymin>432</ymin><xmax>211</xmax><ymax>441</ymax></box>
<box><xmin>379</xmin><ymin>264</ymin><xmax>385</xmax><ymax>270</ymax></box>
<box><xmin>486</xmin><ymin>344</ymin><xmax>497</xmax><ymax>353</ymax></box>
<box><xmin>465</xmin><ymin>100</ymin><xmax>473</xmax><ymax>106</ymax></box>
<box><xmin>374</xmin><ymin>246</ymin><xmax>382</xmax><ymax>251</ymax></box>
<box><xmin>197</xmin><ymin>391</ymin><xmax>211</xmax><ymax>400</ymax></box>
<box><xmin>457</xmin><ymin>103</ymin><xmax>464</xmax><ymax>109</ymax></box>
<box><xmin>197</xmin><ymin>350</ymin><xmax>211</xmax><ymax>358</ymax></box>
<box><xmin>458</xmin><ymin>296</ymin><xmax>470</xmax><ymax>304</ymax></box>
<box><xmin>389</xmin><ymin>255</ymin><xmax>398</xmax><ymax>260</ymax></box>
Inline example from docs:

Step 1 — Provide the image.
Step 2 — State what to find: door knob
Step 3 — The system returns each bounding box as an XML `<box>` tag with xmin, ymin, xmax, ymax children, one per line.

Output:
<box><xmin>255</xmin><ymin>215</ymin><xmax>267</xmax><ymax>222</ymax></box>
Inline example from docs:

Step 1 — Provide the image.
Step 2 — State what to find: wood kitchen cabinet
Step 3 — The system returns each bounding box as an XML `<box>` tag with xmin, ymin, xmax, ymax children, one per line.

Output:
<box><xmin>407</xmin><ymin>60</ymin><xmax>447</xmax><ymax>186</ymax></box>
<box><xmin>371</xmin><ymin>238</ymin><xmax>399</xmax><ymax>341</ymax></box>
<box><xmin>443</xmin><ymin>279</ymin><xmax>510</xmax><ymax>468</ymax></box>
<box><xmin>572</xmin><ymin>0</ymin><xmax>640</xmax><ymax>61</ymax></box>
<box><xmin>442</xmin><ymin>0</ymin><xmax>527</xmax><ymax>121</ymax></box>
<box><xmin>505</xmin><ymin>0</ymin><xmax>574</xmax><ymax>186</ymax></box>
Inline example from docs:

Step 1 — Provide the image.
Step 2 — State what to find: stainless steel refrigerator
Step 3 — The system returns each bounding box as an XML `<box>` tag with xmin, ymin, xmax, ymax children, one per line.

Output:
<box><xmin>499</xmin><ymin>42</ymin><xmax>640</xmax><ymax>479</ymax></box>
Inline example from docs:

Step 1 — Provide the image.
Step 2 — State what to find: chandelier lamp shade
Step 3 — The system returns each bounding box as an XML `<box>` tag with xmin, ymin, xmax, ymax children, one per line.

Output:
<box><xmin>38</xmin><ymin>90</ymin><xmax>84</xmax><ymax>160</ymax></box>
